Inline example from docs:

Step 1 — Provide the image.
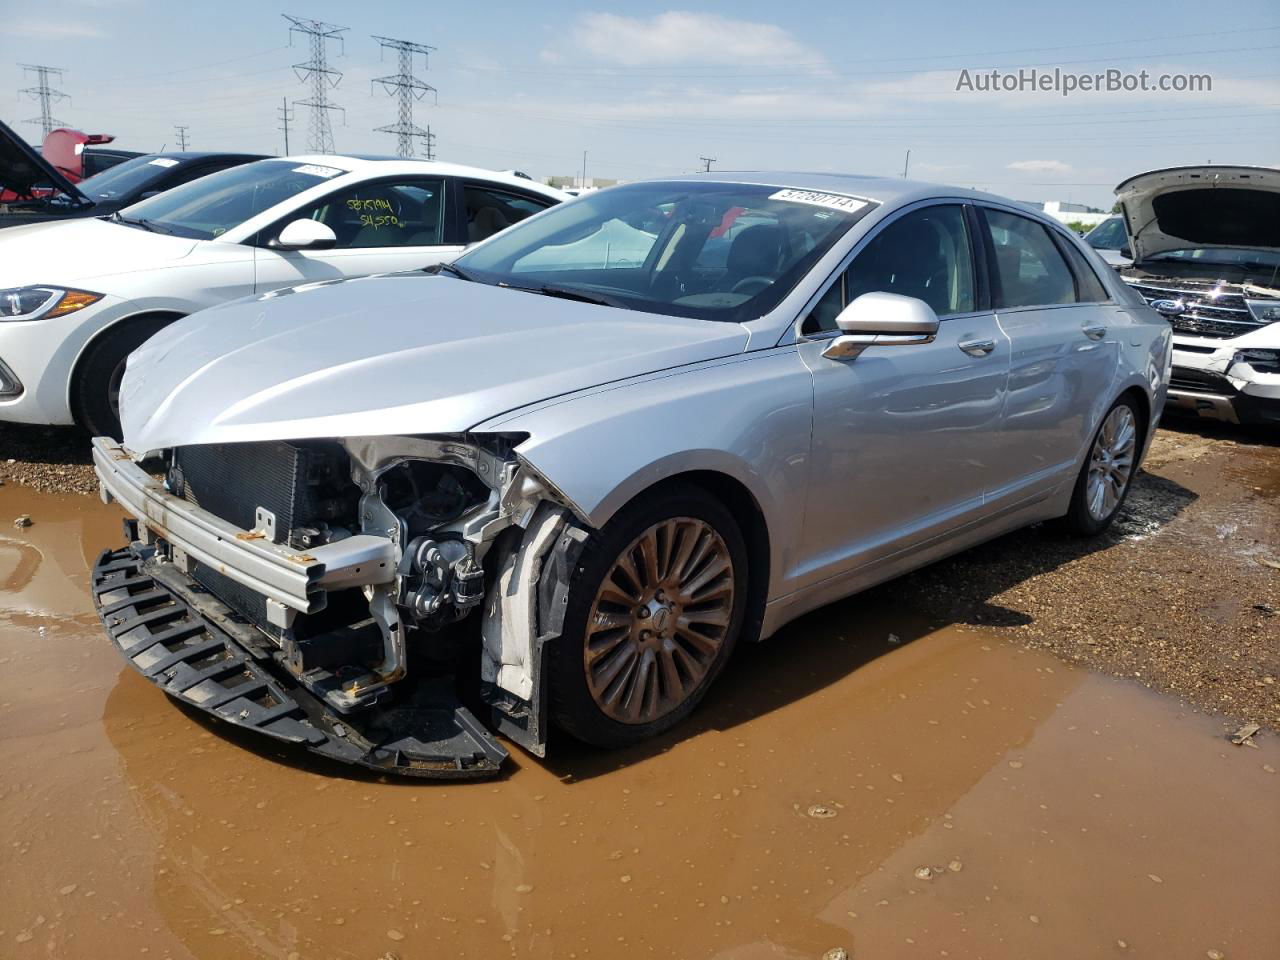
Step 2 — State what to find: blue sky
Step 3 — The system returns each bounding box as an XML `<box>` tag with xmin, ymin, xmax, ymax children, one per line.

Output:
<box><xmin>5</xmin><ymin>0</ymin><xmax>1278</xmax><ymax>208</ymax></box>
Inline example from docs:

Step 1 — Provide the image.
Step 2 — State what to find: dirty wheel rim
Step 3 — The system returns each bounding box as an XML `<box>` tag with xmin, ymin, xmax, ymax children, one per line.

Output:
<box><xmin>1086</xmin><ymin>405</ymin><xmax>1137</xmax><ymax>521</ymax></box>
<box><xmin>584</xmin><ymin>517</ymin><xmax>735</xmax><ymax>725</ymax></box>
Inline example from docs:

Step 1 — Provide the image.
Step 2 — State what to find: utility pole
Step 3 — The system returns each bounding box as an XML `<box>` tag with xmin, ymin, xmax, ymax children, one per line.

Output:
<box><xmin>580</xmin><ymin>150</ymin><xmax>587</xmax><ymax>190</ymax></box>
<box><xmin>371</xmin><ymin>35</ymin><xmax>437</xmax><ymax>159</ymax></box>
<box><xmin>18</xmin><ymin>64</ymin><xmax>68</xmax><ymax>138</ymax></box>
<box><xmin>422</xmin><ymin>125</ymin><xmax>436</xmax><ymax>161</ymax></box>
<box><xmin>699</xmin><ymin>156</ymin><xmax>715</xmax><ymax>173</ymax></box>
<box><xmin>284</xmin><ymin>14</ymin><xmax>347</xmax><ymax>154</ymax></box>
<box><xmin>174</xmin><ymin>125</ymin><xmax>190</xmax><ymax>150</ymax></box>
<box><xmin>278</xmin><ymin>97</ymin><xmax>294</xmax><ymax>155</ymax></box>
<box><xmin>902</xmin><ymin>149</ymin><xmax>911</xmax><ymax>178</ymax></box>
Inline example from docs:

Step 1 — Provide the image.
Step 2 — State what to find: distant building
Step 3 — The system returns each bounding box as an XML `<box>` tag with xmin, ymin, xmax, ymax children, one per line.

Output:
<box><xmin>1016</xmin><ymin>199</ymin><xmax>1110</xmax><ymax>228</ymax></box>
<box><xmin>545</xmin><ymin>175</ymin><xmax>620</xmax><ymax>192</ymax></box>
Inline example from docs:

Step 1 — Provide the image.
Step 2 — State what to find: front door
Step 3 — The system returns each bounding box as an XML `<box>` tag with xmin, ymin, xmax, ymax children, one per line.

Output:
<box><xmin>253</xmin><ymin>177</ymin><xmax>464</xmax><ymax>292</ymax></box>
<box><xmin>794</xmin><ymin>203</ymin><xmax>1011</xmax><ymax>590</ymax></box>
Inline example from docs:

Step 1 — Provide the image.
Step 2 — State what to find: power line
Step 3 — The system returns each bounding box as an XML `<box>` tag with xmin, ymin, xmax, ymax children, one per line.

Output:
<box><xmin>284</xmin><ymin>14</ymin><xmax>347</xmax><ymax>154</ymax></box>
<box><xmin>371</xmin><ymin>35</ymin><xmax>437</xmax><ymax>159</ymax></box>
<box><xmin>278</xmin><ymin>97</ymin><xmax>294</xmax><ymax>155</ymax></box>
<box><xmin>18</xmin><ymin>64</ymin><xmax>68</xmax><ymax>138</ymax></box>
<box><xmin>173</xmin><ymin>124</ymin><xmax>190</xmax><ymax>150</ymax></box>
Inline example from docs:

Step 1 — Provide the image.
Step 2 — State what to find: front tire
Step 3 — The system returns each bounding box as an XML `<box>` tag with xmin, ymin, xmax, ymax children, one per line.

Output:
<box><xmin>1058</xmin><ymin>396</ymin><xmax>1142</xmax><ymax>536</ymax></box>
<box><xmin>548</xmin><ymin>484</ymin><xmax>749</xmax><ymax>749</ymax></box>
<box><xmin>71</xmin><ymin>317</ymin><xmax>174</xmax><ymax>438</ymax></box>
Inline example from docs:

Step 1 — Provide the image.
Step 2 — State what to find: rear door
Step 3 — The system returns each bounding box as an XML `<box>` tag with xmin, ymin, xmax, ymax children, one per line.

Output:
<box><xmin>793</xmin><ymin>201</ymin><xmax>1011</xmax><ymax>589</ymax></box>
<box><xmin>252</xmin><ymin>175</ymin><xmax>462</xmax><ymax>292</ymax></box>
<box><xmin>977</xmin><ymin>206</ymin><xmax>1120</xmax><ymax>506</ymax></box>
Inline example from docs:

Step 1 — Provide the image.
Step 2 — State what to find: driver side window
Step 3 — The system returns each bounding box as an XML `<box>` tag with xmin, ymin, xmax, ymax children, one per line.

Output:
<box><xmin>290</xmin><ymin>178</ymin><xmax>446</xmax><ymax>249</ymax></box>
<box><xmin>804</xmin><ymin>205</ymin><xmax>975</xmax><ymax>334</ymax></box>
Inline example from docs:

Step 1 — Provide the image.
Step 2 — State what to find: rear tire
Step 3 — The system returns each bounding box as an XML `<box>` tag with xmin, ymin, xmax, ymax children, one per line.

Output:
<box><xmin>1057</xmin><ymin>396</ymin><xmax>1142</xmax><ymax>536</ymax></box>
<box><xmin>71</xmin><ymin>317</ymin><xmax>174</xmax><ymax>439</ymax></box>
<box><xmin>548</xmin><ymin>484</ymin><xmax>749</xmax><ymax>749</ymax></box>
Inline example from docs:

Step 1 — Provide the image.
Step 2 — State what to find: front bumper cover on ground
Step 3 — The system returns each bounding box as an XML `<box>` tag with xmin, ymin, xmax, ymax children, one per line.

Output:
<box><xmin>92</xmin><ymin>542</ymin><xmax>509</xmax><ymax>779</ymax></box>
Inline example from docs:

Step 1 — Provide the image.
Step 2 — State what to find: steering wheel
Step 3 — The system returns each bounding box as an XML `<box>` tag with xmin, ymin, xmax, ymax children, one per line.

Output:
<box><xmin>730</xmin><ymin>275</ymin><xmax>774</xmax><ymax>296</ymax></box>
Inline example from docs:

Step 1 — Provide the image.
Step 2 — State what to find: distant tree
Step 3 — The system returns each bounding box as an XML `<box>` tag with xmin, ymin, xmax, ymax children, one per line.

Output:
<box><xmin>1111</xmin><ymin>201</ymin><xmax>1123</xmax><ymax>214</ymax></box>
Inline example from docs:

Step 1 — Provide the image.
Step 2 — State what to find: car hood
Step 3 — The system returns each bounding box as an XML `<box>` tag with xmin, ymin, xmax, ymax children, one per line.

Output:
<box><xmin>1114</xmin><ymin>165</ymin><xmax>1280</xmax><ymax>260</ymax></box>
<box><xmin>0</xmin><ymin>217</ymin><xmax>200</xmax><ymax>287</ymax></box>
<box><xmin>0</xmin><ymin>118</ymin><xmax>89</xmax><ymax>205</ymax></box>
<box><xmin>120</xmin><ymin>274</ymin><xmax>750</xmax><ymax>454</ymax></box>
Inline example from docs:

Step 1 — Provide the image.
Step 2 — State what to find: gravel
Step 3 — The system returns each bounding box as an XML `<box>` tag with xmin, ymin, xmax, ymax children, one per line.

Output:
<box><xmin>0</xmin><ymin>423</ymin><xmax>97</xmax><ymax>496</ymax></box>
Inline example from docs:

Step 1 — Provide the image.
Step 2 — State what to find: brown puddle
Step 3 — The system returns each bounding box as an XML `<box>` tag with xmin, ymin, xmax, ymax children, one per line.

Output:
<box><xmin>2</xmin><ymin>486</ymin><xmax>1277</xmax><ymax>959</ymax></box>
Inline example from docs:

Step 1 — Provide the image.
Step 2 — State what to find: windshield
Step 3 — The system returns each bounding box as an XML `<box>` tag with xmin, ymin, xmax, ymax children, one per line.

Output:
<box><xmin>453</xmin><ymin>181</ymin><xmax>875</xmax><ymax>322</ymax></box>
<box><xmin>79</xmin><ymin>155</ymin><xmax>174</xmax><ymax>201</ymax></box>
<box><xmin>116</xmin><ymin>160</ymin><xmax>344</xmax><ymax>239</ymax></box>
<box><xmin>1085</xmin><ymin>216</ymin><xmax>1126</xmax><ymax>250</ymax></box>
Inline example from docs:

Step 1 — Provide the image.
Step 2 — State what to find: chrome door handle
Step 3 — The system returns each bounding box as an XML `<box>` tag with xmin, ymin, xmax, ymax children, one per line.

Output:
<box><xmin>1082</xmin><ymin>324</ymin><xmax>1107</xmax><ymax>340</ymax></box>
<box><xmin>958</xmin><ymin>338</ymin><xmax>996</xmax><ymax>357</ymax></box>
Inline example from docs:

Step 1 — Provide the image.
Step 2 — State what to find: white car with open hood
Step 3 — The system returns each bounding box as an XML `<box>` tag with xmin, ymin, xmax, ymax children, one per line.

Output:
<box><xmin>1116</xmin><ymin>165</ymin><xmax>1279</xmax><ymax>427</ymax></box>
<box><xmin>0</xmin><ymin>155</ymin><xmax>565</xmax><ymax>435</ymax></box>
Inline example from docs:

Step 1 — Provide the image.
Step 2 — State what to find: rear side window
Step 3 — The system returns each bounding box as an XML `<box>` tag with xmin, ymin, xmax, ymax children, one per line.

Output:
<box><xmin>464</xmin><ymin>185</ymin><xmax>554</xmax><ymax>242</ymax></box>
<box><xmin>983</xmin><ymin>209</ymin><xmax>1077</xmax><ymax>308</ymax></box>
<box><xmin>1055</xmin><ymin>236</ymin><xmax>1110</xmax><ymax>302</ymax></box>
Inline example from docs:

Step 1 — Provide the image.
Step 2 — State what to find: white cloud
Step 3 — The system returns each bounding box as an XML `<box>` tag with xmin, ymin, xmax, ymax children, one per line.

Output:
<box><xmin>9</xmin><ymin>18</ymin><xmax>103</xmax><ymax>37</ymax></box>
<box><xmin>564</xmin><ymin>11</ymin><xmax>824</xmax><ymax>68</ymax></box>
<box><xmin>1007</xmin><ymin>160</ymin><xmax>1074</xmax><ymax>174</ymax></box>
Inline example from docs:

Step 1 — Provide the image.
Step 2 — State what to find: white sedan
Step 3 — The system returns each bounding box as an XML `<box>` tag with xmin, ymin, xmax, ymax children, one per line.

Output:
<box><xmin>0</xmin><ymin>155</ymin><xmax>567</xmax><ymax>435</ymax></box>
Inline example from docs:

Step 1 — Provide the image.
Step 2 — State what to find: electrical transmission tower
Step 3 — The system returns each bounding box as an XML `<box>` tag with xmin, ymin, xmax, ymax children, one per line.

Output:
<box><xmin>19</xmin><ymin>64</ymin><xmax>68</xmax><ymax>138</ymax></box>
<box><xmin>174</xmin><ymin>125</ymin><xmax>190</xmax><ymax>150</ymax></box>
<box><xmin>277</xmin><ymin>98</ymin><xmax>295</xmax><ymax>154</ymax></box>
<box><xmin>422</xmin><ymin>126</ymin><xmax>436</xmax><ymax>161</ymax></box>
<box><xmin>284</xmin><ymin>14</ymin><xmax>347</xmax><ymax>154</ymax></box>
<box><xmin>371</xmin><ymin>35</ymin><xmax>437</xmax><ymax>159</ymax></box>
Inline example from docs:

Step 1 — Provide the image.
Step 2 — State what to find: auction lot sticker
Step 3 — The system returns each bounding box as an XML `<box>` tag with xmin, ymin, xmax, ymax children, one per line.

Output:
<box><xmin>769</xmin><ymin>188</ymin><xmax>869</xmax><ymax>213</ymax></box>
<box><xmin>291</xmin><ymin>164</ymin><xmax>344</xmax><ymax>178</ymax></box>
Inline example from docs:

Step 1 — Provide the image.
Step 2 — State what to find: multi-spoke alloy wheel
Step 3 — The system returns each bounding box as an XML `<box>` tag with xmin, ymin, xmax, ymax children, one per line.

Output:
<box><xmin>583</xmin><ymin>517</ymin><xmax>736</xmax><ymax>725</ymax></box>
<box><xmin>1085</xmin><ymin>404</ymin><xmax>1137</xmax><ymax>521</ymax></box>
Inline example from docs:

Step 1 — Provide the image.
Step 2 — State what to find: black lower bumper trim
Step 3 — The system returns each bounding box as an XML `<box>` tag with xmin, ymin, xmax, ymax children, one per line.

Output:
<box><xmin>92</xmin><ymin>546</ymin><xmax>508</xmax><ymax>780</ymax></box>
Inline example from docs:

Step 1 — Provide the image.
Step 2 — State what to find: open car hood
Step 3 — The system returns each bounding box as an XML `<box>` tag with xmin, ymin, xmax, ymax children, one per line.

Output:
<box><xmin>0</xmin><ymin>119</ymin><xmax>90</xmax><ymax>205</ymax></box>
<box><xmin>1114</xmin><ymin>165</ymin><xmax>1280</xmax><ymax>261</ymax></box>
<box><xmin>120</xmin><ymin>273</ymin><xmax>750</xmax><ymax>454</ymax></box>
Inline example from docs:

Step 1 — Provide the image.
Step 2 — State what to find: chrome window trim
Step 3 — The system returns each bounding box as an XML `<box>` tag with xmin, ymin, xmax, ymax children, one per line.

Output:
<box><xmin>787</xmin><ymin>197</ymin><xmax>984</xmax><ymax>345</ymax></box>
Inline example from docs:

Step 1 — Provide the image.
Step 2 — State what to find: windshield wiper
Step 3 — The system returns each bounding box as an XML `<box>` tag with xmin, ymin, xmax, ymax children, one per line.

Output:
<box><xmin>110</xmin><ymin>212</ymin><xmax>169</xmax><ymax>234</ymax></box>
<box><xmin>430</xmin><ymin>262</ymin><xmax>478</xmax><ymax>282</ymax></box>
<box><xmin>526</xmin><ymin>284</ymin><xmax>626</xmax><ymax>309</ymax></box>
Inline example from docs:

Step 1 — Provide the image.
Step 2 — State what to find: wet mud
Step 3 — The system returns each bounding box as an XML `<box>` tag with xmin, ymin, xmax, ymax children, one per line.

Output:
<box><xmin>2</xmin><ymin>484</ymin><xmax>1277</xmax><ymax>959</ymax></box>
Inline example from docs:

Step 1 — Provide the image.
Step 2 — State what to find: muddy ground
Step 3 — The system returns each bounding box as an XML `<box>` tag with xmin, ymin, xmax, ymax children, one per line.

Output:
<box><xmin>1</xmin><ymin>417</ymin><xmax>1277</xmax><ymax>959</ymax></box>
<box><xmin>4</xmin><ymin>417</ymin><xmax>1276</xmax><ymax>727</ymax></box>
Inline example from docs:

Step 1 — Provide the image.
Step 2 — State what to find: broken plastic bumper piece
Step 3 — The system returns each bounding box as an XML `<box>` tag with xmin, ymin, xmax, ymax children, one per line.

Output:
<box><xmin>92</xmin><ymin>543</ymin><xmax>509</xmax><ymax>780</ymax></box>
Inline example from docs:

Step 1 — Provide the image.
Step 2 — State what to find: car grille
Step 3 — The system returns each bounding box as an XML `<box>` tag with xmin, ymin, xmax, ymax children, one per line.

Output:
<box><xmin>1124</xmin><ymin>277</ymin><xmax>1267</xmax><ymax>339</ymax></box>
<box><xmin>1168</xmin><ymin>367</ymin><xmax>1237</xmax><ymax>396</ymax></box>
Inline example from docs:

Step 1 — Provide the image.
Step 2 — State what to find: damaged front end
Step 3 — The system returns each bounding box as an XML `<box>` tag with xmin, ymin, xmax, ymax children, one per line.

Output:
<box><xmin>92</xmin><ymin>432</ymin><xmax>588</xmax><ymax>778</ymax></box>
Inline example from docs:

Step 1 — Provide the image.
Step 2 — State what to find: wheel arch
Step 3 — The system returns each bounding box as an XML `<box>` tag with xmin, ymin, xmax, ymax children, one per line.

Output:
<box><xmin>629</xmin><ymin>468</ymin><xmax>771</xmax><ymax>644</ymax></box>
<box><xmin>67</xmin><ymin>309</ymin><xmax>186</xmax><ymax>422</ymax></box>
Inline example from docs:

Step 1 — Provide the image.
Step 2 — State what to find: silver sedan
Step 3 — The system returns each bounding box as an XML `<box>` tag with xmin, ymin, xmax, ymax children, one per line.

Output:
<box><xmin>93</xmin><ymin>173</ymin><xmax>1171</xmax><ymax>776</ymax></box>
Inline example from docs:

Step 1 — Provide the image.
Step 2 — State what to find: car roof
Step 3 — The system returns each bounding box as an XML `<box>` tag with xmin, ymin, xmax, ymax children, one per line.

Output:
<box><xmin>148</xmin><ymin>151</ymin><xmax>270</xmax><ymax>162</ymax></box>
<box><xmin>639</xmin><ymin>170</ymin><xmax>1013</xmax><ymax>209</ymax></box>
<box><xmin>276</xmin><ymin>154</ymin><xmax>568</xmax><ymax>199</ymax></box>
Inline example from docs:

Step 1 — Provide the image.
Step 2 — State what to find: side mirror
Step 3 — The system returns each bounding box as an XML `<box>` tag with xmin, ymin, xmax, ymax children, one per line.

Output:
<box><xmin>823</xmin><ymin>292</ymin><xmax>940</xmax><ymax>360</ymax></box>
<box><xmin>270</xmin><ymin>219</ymin><xmax>337</xmax><ymax>250</ymax></box>
<box><xmin>1119</xmin><ymin>246</ymin><xmax>1132</xmax><ymax>260</ymax></box>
